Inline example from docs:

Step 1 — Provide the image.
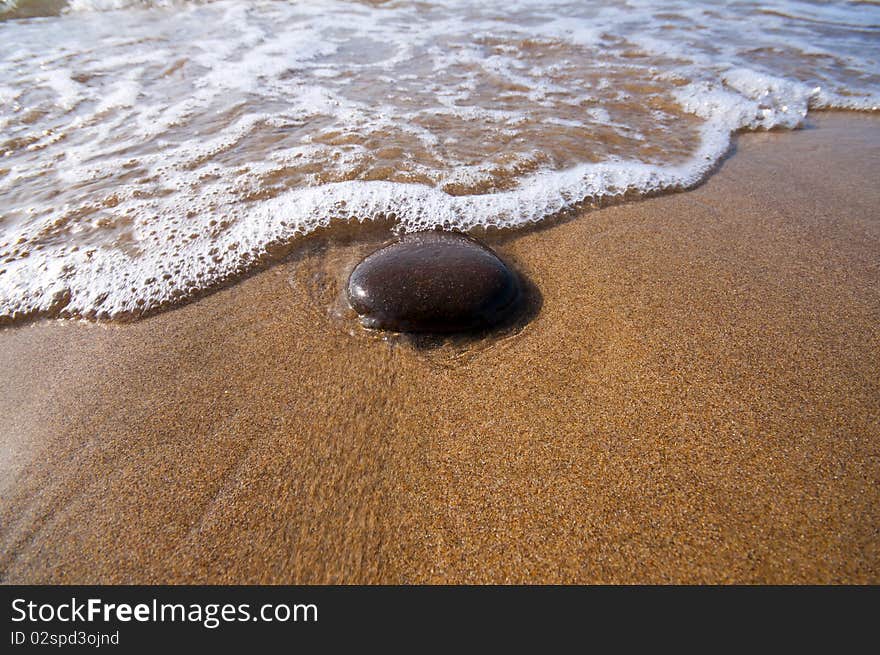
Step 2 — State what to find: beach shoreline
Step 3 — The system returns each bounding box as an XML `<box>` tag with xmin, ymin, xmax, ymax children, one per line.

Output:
<box><xmin>1</xmin><ymin>111</ymin><xmax>878</xmax><ymax>584</ymax></box>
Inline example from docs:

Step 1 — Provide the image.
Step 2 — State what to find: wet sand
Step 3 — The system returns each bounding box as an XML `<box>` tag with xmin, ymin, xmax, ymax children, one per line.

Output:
<box><xmin>1</xmin><ymin>112</ymin><xmax>878</xmax><ymax>584</ymax></box>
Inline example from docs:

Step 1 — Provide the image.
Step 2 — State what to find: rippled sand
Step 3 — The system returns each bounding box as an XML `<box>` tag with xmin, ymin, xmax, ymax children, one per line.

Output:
<box><xmin>1</xmin><ymin>113</ymin><xmax>878</xmax><ymax>583</ymax></box>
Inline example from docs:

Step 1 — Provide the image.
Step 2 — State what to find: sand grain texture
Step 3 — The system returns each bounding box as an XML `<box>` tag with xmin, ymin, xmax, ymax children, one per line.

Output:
<box><xmin>1</xmin><ymin>113</ymin><xmax>879</xmax><ymax>583</ymax></box>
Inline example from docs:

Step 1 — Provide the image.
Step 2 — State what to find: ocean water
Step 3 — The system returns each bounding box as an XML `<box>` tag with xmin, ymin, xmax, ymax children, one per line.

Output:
<box><xmin>0</xmin><ymin>0</ymin><xmax>878</xmax><ymax>321</ymax></box>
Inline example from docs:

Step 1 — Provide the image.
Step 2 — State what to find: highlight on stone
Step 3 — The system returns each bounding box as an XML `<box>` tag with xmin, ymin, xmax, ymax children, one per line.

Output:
<box><xmin>346</xmin><ymin>231</ymin><xmax>522</xmax><ymax>333</ymax></box>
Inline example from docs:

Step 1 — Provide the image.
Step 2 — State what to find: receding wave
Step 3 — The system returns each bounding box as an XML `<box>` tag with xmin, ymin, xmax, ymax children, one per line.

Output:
<box><xmin>0</xmin><ymin>0</ymin><xmax>878</xmax><ymax>321</ymax></box>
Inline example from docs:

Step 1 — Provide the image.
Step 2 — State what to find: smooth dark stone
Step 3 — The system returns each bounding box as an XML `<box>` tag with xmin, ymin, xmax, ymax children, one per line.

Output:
<box><xmin>347</xmin><ymin>231</ymin><xmax>521</xmax><ymax>333</ymax></box>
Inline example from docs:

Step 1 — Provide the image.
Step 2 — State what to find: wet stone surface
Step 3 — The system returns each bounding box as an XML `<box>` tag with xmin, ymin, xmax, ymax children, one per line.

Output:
<box><xmin>346</xmin><ymin>231</ymin><xmax>522</xmax><ymax>333</ymax></box>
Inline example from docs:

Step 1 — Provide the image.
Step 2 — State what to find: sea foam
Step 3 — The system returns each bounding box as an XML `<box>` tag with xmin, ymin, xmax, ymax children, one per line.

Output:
<box><xmin>0</xmin><ymin>0</ymin><xmax>878</xmax><ymax>320</ymax></box>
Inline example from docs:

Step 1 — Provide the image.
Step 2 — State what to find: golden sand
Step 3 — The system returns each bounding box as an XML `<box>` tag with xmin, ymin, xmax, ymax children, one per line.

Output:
<box><xmin>1</xmin><ymin>112</ymin><xmax>878</xmax><ymax>583</ymax></box>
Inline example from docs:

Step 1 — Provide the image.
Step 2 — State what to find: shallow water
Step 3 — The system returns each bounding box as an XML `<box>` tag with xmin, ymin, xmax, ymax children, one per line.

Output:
<box><xmin>0</xmin><ymin>0</ymin><xmax>878</xmax><ymax>320</ymax></box>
